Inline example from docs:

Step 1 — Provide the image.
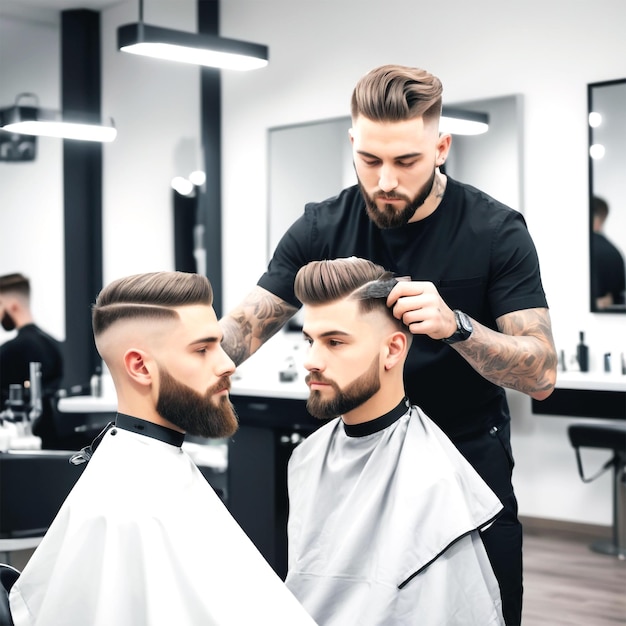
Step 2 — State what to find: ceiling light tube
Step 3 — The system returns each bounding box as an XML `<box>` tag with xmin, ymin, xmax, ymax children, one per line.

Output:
<box><xmin>440</xmin><ymin>107</ymin><xmax>489</xmax><ymax>136</ymax></box>
<box><xmin>0</xmin><ymin>105</ymin><xmax>117</xmax><ymax>142</ymax></box>
<box><xmin>118</xmin><ymin>23</ymin><xmax>269</xmax><ymax>71</ymax></box>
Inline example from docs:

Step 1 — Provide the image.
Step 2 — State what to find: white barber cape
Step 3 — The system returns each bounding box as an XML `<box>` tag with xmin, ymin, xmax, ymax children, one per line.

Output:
<box><xmin>285</xmin><ymin>399</ymin><xmax>505</xmax><ymax>626</ymax></box>
<box><xmin>10</xmin><ymin>419</ymin><xmax>316</xmax><ymax>626</ymax></box>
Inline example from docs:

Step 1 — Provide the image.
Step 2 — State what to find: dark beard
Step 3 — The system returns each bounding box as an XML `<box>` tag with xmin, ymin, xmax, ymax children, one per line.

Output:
<box><xmin>360</xmin><ymin>168</ymin><xmax>436</xmax><ymax>229</ymax></box>
<box><xmin>305</xmin><ymin>355</ymin><xmax>381</xmax><ymax>420</ymax></box>
<box><xmin>1</xmin><ymin>311</ymin><xmax>16</xmax><ymax>331</ymax></box>
<box><xmin>156</xmin><ymin>365</ymin><xmax>239</xmax><ymax>438</ymax></box>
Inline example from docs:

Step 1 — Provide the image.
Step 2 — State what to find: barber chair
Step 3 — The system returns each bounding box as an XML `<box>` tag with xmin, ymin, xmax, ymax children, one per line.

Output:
<box><xmin>0</xmin><ymin>563</ymin><xmax>19</xmax><ymax>626</ymax></box>
<box><xmin>568</xmin><ymin>422</ymin><xmax>626</xmax><ymax>559</ymax></box>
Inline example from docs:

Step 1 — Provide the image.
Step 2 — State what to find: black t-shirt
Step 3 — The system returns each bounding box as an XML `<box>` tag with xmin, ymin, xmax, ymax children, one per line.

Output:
<box><xmin>1</xmin><ymin>324</ymin><xmax>63</xmax><ymax>399</ymax></box>
<box><xmin>259</xmin><ymin>178</ymin><xmax>548</xmax><ymax>438</ymax></box>
<box><xmin>591</xmin><ymin>231</ymin><xmax>626</xmax><ymax>305</ymax></box>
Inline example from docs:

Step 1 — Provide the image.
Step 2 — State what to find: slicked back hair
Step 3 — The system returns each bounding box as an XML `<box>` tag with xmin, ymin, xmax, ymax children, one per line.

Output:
<box><xmin>294</xmin><ymin>258</ymin><xmax>407</xmax><ymax>334</ymax></box>
<box><xmin>0</xmin><ymin>273</ymin><xmax>30</xmax><ymax>298</ymax></box>
<box><xmin>351</xmin><ymin>64</ymin><xmax>443</xmax><ymax>124</ymax></box>
<box><xmin>92</xmin><ymin>271</ymin><xmax>213</xmax><ymax>337</ymax></box>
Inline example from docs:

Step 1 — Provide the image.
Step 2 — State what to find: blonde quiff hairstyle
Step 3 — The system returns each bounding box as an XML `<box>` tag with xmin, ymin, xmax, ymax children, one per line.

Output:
<box><xmin>294</xmin><ymin>258</ymin><xmax>408</xmax><ymax>336</ymax></box>
<box><xmin>351</xmin><ymin>64</ymin><xmax>443</xmax><ymax>124</ymax></box>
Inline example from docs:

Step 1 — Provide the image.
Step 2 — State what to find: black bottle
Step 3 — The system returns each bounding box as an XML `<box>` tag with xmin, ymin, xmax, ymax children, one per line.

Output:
<box><xmin>576</xmin><ymin>331</ymin><xmax>589</xmax><ymax>372</ymax></box>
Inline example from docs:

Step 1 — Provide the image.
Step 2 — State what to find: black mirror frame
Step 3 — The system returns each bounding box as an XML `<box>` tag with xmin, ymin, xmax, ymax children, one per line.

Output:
<box><xmin>587</xmin><ymin>78</ymin><xmax>626</xmax><ymax>314</ymax></box>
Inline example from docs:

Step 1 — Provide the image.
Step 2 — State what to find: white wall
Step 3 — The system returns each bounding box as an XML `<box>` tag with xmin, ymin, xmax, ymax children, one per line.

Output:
<box><xmin>100</xmin><ymin>0</ymin><xmax>199</xmax><ymax>285</ymax></box>
<box><xmin>0</xmin><ymin>10</ymin><xmax>64</xmax><ymax>342</ymax></box>
<box><xmin>1</xmin><ymin>0</ymin><xmax>624</xmax><ymax>526</ymax></box>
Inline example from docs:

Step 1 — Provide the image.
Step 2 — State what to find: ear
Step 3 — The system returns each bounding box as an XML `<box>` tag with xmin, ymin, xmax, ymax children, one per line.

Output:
<box><xmin>348</xmin><ymin>127</ymin><xmax>355</xmax><ymax>145</ymax></box>
<box><xmin>123</xmin><ymin>349</ymin><xmax>153</xmax><ymax>387</ymax></box>
<box><xmin>436</xmin><ymin>132</ymin><xmax>452</xmax><ymax>167</ymax></box>
<box><xmin>383</xmin><ymin>330</ymin><xmax>408</xmax><ymax>371</ymax></box>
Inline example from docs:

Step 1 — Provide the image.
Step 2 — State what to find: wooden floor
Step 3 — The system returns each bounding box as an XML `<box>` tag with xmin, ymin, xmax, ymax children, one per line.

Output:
<box><xmin>522</xmin><ymin>518</ymin><xmax>626</xmax><ymax>625</ymax></box>
<box><xmin>6</xmin><ymin>518</ymin><xmax>626</xmax><ymax>625</ymax></box>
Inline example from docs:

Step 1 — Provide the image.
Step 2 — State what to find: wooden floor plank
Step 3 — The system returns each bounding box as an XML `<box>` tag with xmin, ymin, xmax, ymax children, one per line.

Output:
<box><xmin>522</xmin><ymin>523</ymin><xmax>626</xmax><ymax>625</ymax></box>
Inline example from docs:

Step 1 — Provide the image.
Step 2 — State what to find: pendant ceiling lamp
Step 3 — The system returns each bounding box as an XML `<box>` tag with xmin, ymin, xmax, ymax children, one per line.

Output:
<box><xmin>440</xmin><ymin>107</ymin><xmax>489</xmax><ymax>136</ymax></box>
<box><xmin>118</xmin><ymin>0</ymin><xmax>269</xmax><ymax>71</ymax></box>
<box><xmin>0</xmin><ymin>93</ymin><xmax>117</xmax><ymax>143</ymax></box>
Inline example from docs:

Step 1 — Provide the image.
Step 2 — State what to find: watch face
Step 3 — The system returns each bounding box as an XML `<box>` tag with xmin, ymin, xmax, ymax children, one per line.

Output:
<box><xmin>441</xmin><ymin>310</ymin><xmax>472</xmax><ymax>344</ymax></box>
<box><xmin>457</xmin><ymin>311</ymin><xmax>473</xmax><ymax>335</ymax></box>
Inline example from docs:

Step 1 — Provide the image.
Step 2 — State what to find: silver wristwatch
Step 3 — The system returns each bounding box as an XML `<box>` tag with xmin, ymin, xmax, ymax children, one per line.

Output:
<box><xmin>441</xmin><ymin>310</ymin><xmax>473</xmax><ymax>344</ymax></box>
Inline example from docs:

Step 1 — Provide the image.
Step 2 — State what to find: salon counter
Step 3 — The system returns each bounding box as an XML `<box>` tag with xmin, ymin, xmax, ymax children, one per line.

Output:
<box><xmin>532</xmin><ymin>371</ymin><xmax>626</xmax><ymax>420</ymax></box>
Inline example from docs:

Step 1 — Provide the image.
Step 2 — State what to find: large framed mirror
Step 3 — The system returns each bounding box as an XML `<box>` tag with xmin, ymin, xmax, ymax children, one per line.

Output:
<box><xmin>588</xmin><ymin>78</ymin><xmax>626</xmax><ymax>313</ymax></box>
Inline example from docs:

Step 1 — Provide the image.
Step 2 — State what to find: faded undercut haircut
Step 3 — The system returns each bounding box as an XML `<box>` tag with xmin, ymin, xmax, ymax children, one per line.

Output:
<box><xmin>92</xmin><ymin>271</ymin><xmax>213</xmax><ymax>337</ymax></box>
<box><xmin>0</xmin><ymin>273</ymin><xmax>30</xmax><ymax>297</ymax></box>
<box><xmin>351</xmin><ymin>64</ymin><xmax>443</xmax><ymax>124</ymax></box>
<box><xmin>294</xmin><ymin>258</ymin><xmax>407</xmax><ymax>334</ymax></box>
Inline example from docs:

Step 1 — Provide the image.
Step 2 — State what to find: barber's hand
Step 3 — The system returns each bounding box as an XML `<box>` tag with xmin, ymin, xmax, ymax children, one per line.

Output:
<box><xmin>386</xmin><ymin>281</ymin><xmax>457</xmax><ymax>340</ymax></box>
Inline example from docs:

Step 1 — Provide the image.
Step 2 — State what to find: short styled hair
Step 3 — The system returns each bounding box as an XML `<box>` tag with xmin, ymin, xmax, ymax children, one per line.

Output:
<box><xmin>0</xmin><ymin>273</ymin><xmax>30</xmax><ymax>297</ymax></box>
<box><xmin>294</xmin><ymin>257</ymin><xmax>407</xmax><ymax>334</ymax></box>
<box><xmin>92</xmin><ymin>271</ymin><xmax>213</xmax><ymax>336</ymax></box>
<box><xmin>593</xmin><ymin>196</ymin><xmax>609</xmax><ymax>221</ymax></box>
<box><xmin>351</xmin><ymin>64</ymin><xmax>443</xmax><ymax>124</ymax></box>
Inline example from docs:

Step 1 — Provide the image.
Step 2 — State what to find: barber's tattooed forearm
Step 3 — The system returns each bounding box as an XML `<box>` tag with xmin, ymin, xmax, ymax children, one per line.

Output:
<box><xmin>454</xmin><ymin>309</ymin><xmax>557</xmax><ymax>396</ymax></box>
<box><xmin>220</xmin><ymin>316</ymin><xmax>253</xmax><ymax>366</ymax></box>
<box><xmin>220</xmin><ymin>288</ymin><xmax>298</xmax><ymax>366</ymax></box>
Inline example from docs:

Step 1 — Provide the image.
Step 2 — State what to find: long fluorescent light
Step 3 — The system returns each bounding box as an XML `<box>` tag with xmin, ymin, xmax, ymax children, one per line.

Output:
<box><xmin>0</xmin><ymin>105</ymin><xmax>117</xmax><ymax>142</ymax></box>
<box><xmin>118</xmin><ymin>23</ymin><xmax>269</xmax><ymax>71</ymax></box>
<box><xmin>440</xmin><ymin>107</ymin><xmax>489</xmax><ymax>136</ymax></box>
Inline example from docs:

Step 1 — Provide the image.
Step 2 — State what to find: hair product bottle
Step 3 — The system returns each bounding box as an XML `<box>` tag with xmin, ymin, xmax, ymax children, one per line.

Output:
<box><xmin>576</xmin><ymin>331</ymin><xmax>589</xmax><ymax>372</ymax></box>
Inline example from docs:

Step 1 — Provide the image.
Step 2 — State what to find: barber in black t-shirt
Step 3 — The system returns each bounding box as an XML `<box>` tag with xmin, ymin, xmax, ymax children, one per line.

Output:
<box><xmin>220</xmin><ymin>65</ymin><xmax>557</xmax><ymax>626</ymax></box>
<box><xmin>0</xmin><ymin>273</ymin><xmax>64</xmax><ymax>448</ymax></box>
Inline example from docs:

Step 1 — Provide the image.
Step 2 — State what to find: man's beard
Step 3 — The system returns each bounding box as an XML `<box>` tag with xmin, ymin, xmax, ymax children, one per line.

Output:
<box><xmin>1</xmin><ymin>311</ymin><xmax>16</xmax><ymax>331</ymax></box>
<box><xmin>156</xmin><ymin>365</ymin><xmax>239</xmax><ymax>438</ymax></box>
<box><xmin>359</xmin><ymin>167</ymin><xmax>436</xmax><ymax>229</ymax></box>
<box><xmin>305</xmin><ymin>355</ymin><xmax>381</xmax><ymax>420</ymax></box>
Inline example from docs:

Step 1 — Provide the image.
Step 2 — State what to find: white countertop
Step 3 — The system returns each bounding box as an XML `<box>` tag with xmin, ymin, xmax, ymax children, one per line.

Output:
<box><xmin>555</xmin><ymin>371</ymin><xmax>626</xmax><ymax>393</ymax></box>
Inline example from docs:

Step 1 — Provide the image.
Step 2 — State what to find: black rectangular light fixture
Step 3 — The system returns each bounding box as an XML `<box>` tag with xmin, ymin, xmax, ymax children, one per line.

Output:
<box><xmin>440</xmin><ymin>107</ymin><xmax>489</xmax><ymax>136</ymax></box>
<box><xmin>117</xmin><ymin>23</ymin><xmax>269</xmax><ymax>71</ymax></box>
<box><xmin>0</xmin><ymin>94</ymin><xmax>117</xmax><ymax>143</ymax></box>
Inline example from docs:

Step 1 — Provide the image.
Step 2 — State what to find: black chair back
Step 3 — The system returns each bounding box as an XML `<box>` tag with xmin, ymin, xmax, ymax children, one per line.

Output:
<box><xmin>0</xmin><ymin>563</ymin><xmax>19</xmax><ymax>626</ymax></box>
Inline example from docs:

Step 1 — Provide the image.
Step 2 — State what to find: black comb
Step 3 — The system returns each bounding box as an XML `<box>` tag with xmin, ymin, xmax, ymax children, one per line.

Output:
<box><xmin>356</xmin><ymin>278</ymin><xmax>399</xmax><ymax>299</ymax></box>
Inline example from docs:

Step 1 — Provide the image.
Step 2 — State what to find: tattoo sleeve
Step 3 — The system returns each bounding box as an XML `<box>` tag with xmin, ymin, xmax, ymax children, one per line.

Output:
<box><xmin>219</xmin><ymin>287</ymin><xmax>299</xmax><ymax>366</ymax></box>
<box><xmin>453</xmin><ymin>308</ymin><xmax>558</xmax><ymax>399</ymax></box>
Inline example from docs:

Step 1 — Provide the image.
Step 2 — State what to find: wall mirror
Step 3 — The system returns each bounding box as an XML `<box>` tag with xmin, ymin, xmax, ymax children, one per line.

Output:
<box><xmin>588</xmin><ymin>78</ymin><xmax>626</xmax><ymax>313</ymax></box>
<box><xmin>268</xmin><ymin>94</ymin><xmax>524</xmax><ymax>261</ymax></box>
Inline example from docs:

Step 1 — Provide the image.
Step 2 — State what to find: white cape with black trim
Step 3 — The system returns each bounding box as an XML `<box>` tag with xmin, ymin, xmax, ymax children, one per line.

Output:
<box><xmin>285</xmin><ymin>403</ymin><xmax>505</xmax><ymax>626</ymax></box>
<box><xmin>10</xmin><ymin>427</ymin><xmax>316</xmax><ymax>626</ymax></box>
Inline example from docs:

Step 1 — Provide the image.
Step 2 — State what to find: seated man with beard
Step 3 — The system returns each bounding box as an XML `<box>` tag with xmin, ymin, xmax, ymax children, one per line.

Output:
<box><xmin>285</xmin><ymin>258</ymin><xmax>505</xmax><ymax>626</ymax></box>
<box><xmin>10</xmin><ymin>271</ymin><xmax>315</xmax><ymax>626</ymax></box>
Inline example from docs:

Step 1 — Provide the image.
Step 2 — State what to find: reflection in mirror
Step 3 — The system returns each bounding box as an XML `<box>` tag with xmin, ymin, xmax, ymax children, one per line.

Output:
<box><xmin>588</xmin><ymin>79</ymin><xmax>626</xmax><ymax>313</ymax></box>
<box><xmin>267</xmin><ymin>95</ymin><xmax>524</xmax><ymax>262</ymax></box>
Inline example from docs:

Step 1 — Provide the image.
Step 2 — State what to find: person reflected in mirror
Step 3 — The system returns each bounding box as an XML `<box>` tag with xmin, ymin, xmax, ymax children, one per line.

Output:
<box><xmin>220</xmin><ymin>64</ymin><xmax>557</xmax><ymax>626</ymax></box>
<box><xmin>9</xmin><ymin>271</ymin><xmax>316</xmax><ymax>626</ymax></box>
<box><xmin>591</xmin><ymin>196</ymin><xmax>626</xmax><ymax>310</ymax></box>
<box><xmin>0</xmin><ymin>273</ymin><xmax>63</xmax><ymax>447</ymax></box>
<box><xmin>285</xmin><ymin>257</ymin><xmax>505</xmax><ymax>625</ymax></box>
